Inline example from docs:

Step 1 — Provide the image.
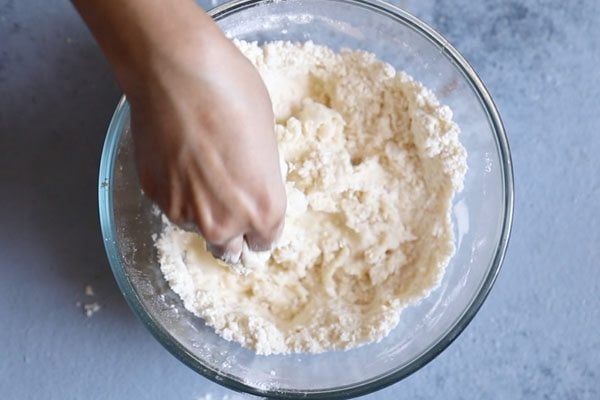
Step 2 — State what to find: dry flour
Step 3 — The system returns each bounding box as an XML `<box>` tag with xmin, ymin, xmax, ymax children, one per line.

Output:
<box><xmin>156</xmin><ymin>41</ymin><xmax>467</xmax><ymax>355</ymax></box>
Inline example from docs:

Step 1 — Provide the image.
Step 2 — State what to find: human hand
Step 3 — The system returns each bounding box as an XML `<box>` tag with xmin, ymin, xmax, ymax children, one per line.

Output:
<box><xmin>74</xmin><ymin>0</ymin><xmax>286</xmax><ymax>262</ymax></box>
<box><xmin>129</xmin><ymin>30</ymin><xmax>286</xmax><ymax>263</ymax></box>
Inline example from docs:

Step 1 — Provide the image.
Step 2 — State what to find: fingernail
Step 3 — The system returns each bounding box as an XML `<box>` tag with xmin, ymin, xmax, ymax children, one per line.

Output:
<box><xmin>206</xmin><ymin>243</ymin><xmax>241</xmax><ymax>265</ymax></box>
<box><xmin>220</xmin><ymin>251</ymin><xmax>242</xmax><ymax>265</ymax></box>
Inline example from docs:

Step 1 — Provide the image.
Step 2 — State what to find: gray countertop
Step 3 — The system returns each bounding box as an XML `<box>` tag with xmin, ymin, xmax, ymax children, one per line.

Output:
<box><xmin>1</xmin><ymin>0</ymin><xmax>599</xmax><ymax>399</ymax></box>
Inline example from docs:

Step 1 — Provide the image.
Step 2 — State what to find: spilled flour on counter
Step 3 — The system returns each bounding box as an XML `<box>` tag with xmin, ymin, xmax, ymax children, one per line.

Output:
<box><xmin>156</xmin><ymin>41</ymin><xmax>467</xmax><ymax>355</ymax></box>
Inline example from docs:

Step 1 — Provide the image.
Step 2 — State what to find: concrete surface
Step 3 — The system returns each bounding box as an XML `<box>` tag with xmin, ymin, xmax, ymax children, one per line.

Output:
<box><xmin>1</xmin><ymin>0</ymin><xmax>599</xmax><ymax>399</ymax></box>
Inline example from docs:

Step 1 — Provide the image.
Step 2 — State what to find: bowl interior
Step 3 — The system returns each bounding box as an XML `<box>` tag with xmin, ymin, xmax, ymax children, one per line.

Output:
<box><xmin>99</xmin><ymin>0</ymin><xmax>512</xmax><ymax>397</ymax></box>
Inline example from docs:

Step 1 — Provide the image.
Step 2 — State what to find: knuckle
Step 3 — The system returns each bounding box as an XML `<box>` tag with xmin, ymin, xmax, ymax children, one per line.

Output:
<box><xmin>200</xmin><ymin>219</ymin><xmax>233</xmax><ymax>245</ymax></box>
<box><xmin>245</xmin><ymin>188</ymin><xmax>286</xmax><ymax>250</ymax></box>
<box><xmin>256</xmin><ymin>188</ymin><xmax>286</xmax><ymax>228</ymax></box>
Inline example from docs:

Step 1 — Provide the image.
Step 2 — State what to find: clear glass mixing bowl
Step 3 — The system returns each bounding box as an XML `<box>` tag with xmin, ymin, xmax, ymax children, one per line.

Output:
<box><xmin>98</xmin><ymin>0</ymin><xmax>514</xmax><ymax>398</ymax></box>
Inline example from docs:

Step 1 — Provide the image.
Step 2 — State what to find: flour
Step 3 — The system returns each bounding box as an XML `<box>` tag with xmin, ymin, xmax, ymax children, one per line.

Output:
<box><xmin>156</xmin><ymin>41</ymin><xmax>467</xmax><ymax>355</ymax></box>
<box><xmin>85</xmin><ymin>285</ymin><xmax>95</xmax><ymax>296</ymax></box>
<box><xmin>83</xmin><ymin>302</ymin><xmax>101</xmax><ymax>318</ymax></box>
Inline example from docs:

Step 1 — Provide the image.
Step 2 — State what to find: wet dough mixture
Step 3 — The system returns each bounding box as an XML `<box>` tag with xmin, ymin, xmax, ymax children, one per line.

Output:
<box><xmin>156</xmin><ymin>41</ymin><xmax>467</xmax><ymax>355</ymax></box>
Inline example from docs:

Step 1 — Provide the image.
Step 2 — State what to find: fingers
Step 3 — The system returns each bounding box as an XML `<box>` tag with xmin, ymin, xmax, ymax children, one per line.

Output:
<box><xmin>206</xmin><ymin>235</ymin><xmax>244</xmax><ymax>264</ymax></box>
<box><xmin>245</xmin><ymin>177</ymin><xmax>287</xmax><ymax>251</ymax></box>
<box><xmin>191</xmin><ymin>186</ymin><xmax>285</xmax><ymax>256</ymax></box>
<box><xmin>245</xmin><ymin>216</ymin><xmax>284</xmax><ymax>251</ymax></box>
<box><xmin>188</xmin><ymin>176</ymin><xmax>249</xmax><ymax>264</ymax></box>
<box><xmin>140</xmin><ymin>164</ymin><xmax>286</xmax><ymax>258</ymax></box>
<box><xmin>166</xmin><ymin>165</ymin><xmax>184</xmax><ymax>221</ymax></box>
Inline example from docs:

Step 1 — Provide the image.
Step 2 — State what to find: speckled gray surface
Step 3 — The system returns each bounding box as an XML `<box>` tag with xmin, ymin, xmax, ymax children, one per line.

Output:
<box><xmin>1</xmin><ymin>0</ymin><xmax>599</xmax><ymax>399</ymax></box>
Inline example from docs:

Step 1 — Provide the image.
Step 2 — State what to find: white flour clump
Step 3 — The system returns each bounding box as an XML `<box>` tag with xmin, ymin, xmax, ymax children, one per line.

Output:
<box><xmin>156</xmin><ymin>41</ymin><xmax>467</xmax><ymax>355</ymax></box>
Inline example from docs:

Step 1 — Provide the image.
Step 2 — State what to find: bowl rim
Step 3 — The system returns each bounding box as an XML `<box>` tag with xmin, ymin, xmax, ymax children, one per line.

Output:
<box><xmin>98</xmin><ymin>0</ymin><xmax>514</xmax><ymax>398</ymax></box>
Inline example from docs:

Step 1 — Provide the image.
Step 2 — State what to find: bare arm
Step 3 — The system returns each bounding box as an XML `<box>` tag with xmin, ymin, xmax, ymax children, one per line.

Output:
<box><xmin>73</xmin><ymin>0</ymin><xmax>286</xmax><ymax>262</ymax></box>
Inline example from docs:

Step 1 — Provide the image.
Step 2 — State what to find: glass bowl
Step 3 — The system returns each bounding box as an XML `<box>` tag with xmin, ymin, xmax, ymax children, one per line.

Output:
<box><xmin>98</xmin><ymin>0</ymin><xmax>514</xmax><ymax>398</ymax></box>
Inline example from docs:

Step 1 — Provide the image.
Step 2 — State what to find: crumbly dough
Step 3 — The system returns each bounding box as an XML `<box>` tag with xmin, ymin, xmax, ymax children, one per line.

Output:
<box><xmin>156</xmin><ymin>41</ymin><xmax>467</xmax><ymax>355</ymax></box>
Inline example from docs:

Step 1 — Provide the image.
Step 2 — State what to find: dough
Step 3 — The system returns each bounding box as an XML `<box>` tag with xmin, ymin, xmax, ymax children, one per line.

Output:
<box><xmin>156</xmin><ymin>41</ymin><xmax>467</xmax><ymax>355</ymax></box>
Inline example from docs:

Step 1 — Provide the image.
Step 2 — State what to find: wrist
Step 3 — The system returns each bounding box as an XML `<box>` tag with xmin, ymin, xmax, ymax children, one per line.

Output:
<box><xmin>119</xmin><ymin>16</ymin><xmax>228</xmax><ymax>101</ymax></box>
<box><xmin>74</xmin><ymin>0</ymin><xmax>221</xmax><ymax>97</ymax></box>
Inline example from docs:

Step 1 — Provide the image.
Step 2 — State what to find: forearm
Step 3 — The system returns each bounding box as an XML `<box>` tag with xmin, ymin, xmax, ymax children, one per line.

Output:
<box><xmin>72</xmin><ymin>0</ymin><xmax>218</xmax><ymax>94</ymax></box>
